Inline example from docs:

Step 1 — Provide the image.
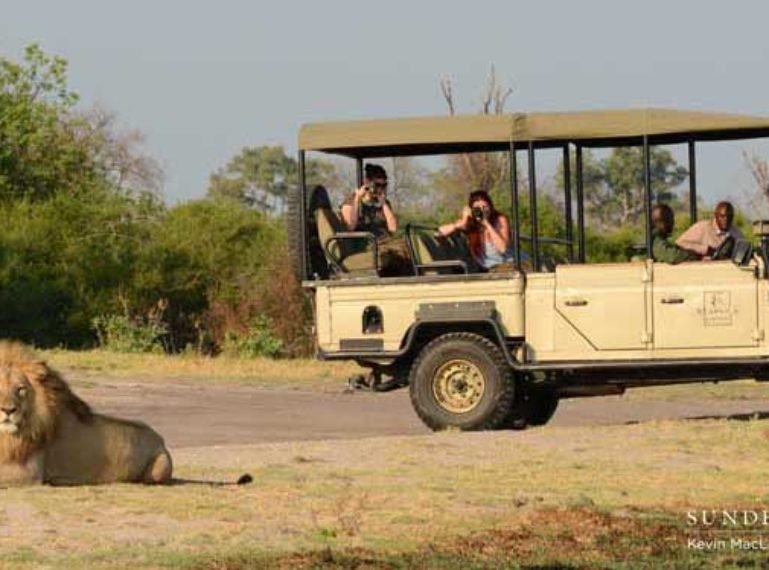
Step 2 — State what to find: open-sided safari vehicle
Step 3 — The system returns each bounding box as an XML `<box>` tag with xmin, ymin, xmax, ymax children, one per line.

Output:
<box><xmin>289</xmin><ymin>109</ymin><xmax>769</xmax><ymax>431</ymax></box>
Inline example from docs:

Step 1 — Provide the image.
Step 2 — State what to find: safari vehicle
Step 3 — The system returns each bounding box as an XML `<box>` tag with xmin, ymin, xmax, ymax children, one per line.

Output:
<box><xmin>288</xmin><ymin>109</ymin><xmax>769</xmax><ymax>431</ymax></box>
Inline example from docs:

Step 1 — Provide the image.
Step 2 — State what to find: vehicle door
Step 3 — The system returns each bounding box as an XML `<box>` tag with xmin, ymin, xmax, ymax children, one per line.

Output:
<box><xmin>554</xmin><ymin>262</ymin><xmax>650</xmax><ymax>350</ymax></box>
<box><xmin>653</xmin><ymin>261</ymin><xmax>759</xmax><ymax>349</ymax></box>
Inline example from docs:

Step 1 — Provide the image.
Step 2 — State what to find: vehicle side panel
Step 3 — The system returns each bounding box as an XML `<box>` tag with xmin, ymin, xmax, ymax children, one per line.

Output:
<box><xmin>314</xmin><ymin>276</ymin><xmax>524</xmax><ymax>353</ymax></box>
<box><xmin>527</xmin><ymin>260</ymin><xmax>769</xmax><ymax>362</ymax></box>
<box><xmin>653</xmin><ymin>262</ymin><xmax>758</xmax><ymax>348</ymax></box>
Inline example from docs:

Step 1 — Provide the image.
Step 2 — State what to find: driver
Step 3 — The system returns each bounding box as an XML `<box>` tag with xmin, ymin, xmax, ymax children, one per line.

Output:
<box><xmin>675</xmin><ymin>201</ymin><xmax>743</xmax><ymax>259</ymax></box>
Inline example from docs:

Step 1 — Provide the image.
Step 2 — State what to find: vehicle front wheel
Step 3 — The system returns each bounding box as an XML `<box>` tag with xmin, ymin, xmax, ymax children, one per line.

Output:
<box><xmin>408</xmin><ymin>333</ymin><xmax>515</xmax><ymax>431</ymax></box>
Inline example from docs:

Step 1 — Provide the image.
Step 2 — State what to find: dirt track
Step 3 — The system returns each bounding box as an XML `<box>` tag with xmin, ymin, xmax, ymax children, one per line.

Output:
<box><xmin>72</xmin><ymin>378</ymin><xmax>769</xmax><ymax>449</ymax></box>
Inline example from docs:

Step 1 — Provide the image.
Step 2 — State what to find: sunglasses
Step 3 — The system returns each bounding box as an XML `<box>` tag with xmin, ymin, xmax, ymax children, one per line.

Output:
<box><xmin>371</xmin><ymin>181</ymin><xmax>388</xmax><ymax>189</ymax></box>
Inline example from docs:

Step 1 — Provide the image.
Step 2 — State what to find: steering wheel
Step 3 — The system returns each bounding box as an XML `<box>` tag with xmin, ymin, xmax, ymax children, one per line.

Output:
<box><xmin>711</xmin><ymin>235</ymin><xmax>735</xmax><ymax>261</ymax></box>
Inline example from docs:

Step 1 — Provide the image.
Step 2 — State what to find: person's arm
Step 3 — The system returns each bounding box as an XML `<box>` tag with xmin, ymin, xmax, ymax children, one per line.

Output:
<box><xmin>675</xmin><ymin>222</ymin><xmax>709</xmax><ymax>256</ymax></box>
<box><xmin>438</xmin><ymin>206</ymin><xmax>472</xmax><ymax>237</ymax></box>
<box><xmin>653</xmin><ymin>237</ymin><xmax>695</xmax><ymax>264</ymax></box>
<box><xmin>484</xmin><ymin>215</ymin><xmax>511</xmax><ymax>254</ymax></box>
<box><xmin>381</xmin><ymin>199</ymin><xmax>397</xmax><ymax>233</ymax></box>
<box><xmin>438</xmin><ymin>220</ymin><xmax>461</xmax><ymax>236</ymax></box>
<box><xmin>341</xmin><ymin>187</ymin><xmax>367</xmax><ymax>230</ymax></box>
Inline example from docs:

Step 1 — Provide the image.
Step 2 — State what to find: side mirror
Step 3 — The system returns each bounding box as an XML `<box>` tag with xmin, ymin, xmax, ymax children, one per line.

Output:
<box><xmin>731</xmin><ymin>239</ymin><xmax>753</xmax><ymax>266</ymax></box>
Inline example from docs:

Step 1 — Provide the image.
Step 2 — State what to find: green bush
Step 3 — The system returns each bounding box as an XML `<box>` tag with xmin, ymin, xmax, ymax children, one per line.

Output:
<box><xmin>221</xmin><ymin>316</ymin><xmax>284</xmax><ymax>358</ymax></box>
<box><xmin>92</xmin><ymin>313</ymin><xmax>167</xmax><ymax>354</ymax></box>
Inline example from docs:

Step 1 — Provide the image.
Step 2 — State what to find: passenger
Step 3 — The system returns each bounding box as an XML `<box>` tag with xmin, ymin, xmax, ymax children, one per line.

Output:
<box><xmin>438</xmin><ymin>190</ymin><xmax>523</xmax><ymax>271</ymax></box>
<box><xmin>341</xmin><ymin>163</ymin><xmax>397</xmax><ymax>237</ymax></box>
<box><xmin>340</xmin><ymin>163</ymin><xmax>410</xmax><ymax>276</ymax></box>
<box><xmin>676</xmin><ymin>201</ymin><xmax>744</xmax><ymax>258</ymax></box>
<box><xmin>651</xmin><ymin>204</ymin><xmax>697</xmax><ymax>264</ymax></box>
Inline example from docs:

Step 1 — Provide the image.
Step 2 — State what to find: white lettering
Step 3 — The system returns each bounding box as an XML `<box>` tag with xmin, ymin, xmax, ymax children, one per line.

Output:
<box><xmin>723</xmin><ymin>511</ymin><xmax>737</xmax><ymax>526</ymax></box>
<box><xmin>744</xmin><ymin>511</ymin><xmax>759</xmax><ymax>526</ymax></box>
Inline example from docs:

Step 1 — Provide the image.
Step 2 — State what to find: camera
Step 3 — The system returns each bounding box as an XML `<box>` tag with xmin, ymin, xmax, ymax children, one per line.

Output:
<box><xmin>363</xmin><ymin>185</ymin><xmax>384</xmax><ymax>208</ymax></box>
<box><xmin>471</xmin><ymin>206</ymin><xmax>485</xmax><ymax>221</ymax></box>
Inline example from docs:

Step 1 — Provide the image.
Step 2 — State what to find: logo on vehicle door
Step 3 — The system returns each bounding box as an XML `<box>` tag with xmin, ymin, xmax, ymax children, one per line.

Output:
<box><xmin>704</xmin><ymin>291</ymin><xmax>732</xmax><ymax>327</ymax></box>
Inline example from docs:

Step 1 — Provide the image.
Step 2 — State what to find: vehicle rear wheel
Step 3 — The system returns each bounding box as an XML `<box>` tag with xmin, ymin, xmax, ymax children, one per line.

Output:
<box><xmin>409</xmin><ymin>333</ymin><xmax>515</xmax><ymax>431</ymax></box>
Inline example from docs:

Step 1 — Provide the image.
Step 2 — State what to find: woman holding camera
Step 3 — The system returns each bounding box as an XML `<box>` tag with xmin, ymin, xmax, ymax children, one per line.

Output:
<box><xmin>438</xmin><ymin>190</ymin><xmax>517</xmax><ymax>270</ymax></box>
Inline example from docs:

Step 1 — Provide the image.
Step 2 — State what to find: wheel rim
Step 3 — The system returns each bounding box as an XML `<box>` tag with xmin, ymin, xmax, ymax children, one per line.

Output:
<box><xmin>432</xmin><ymin>359</ymin><xmax>486</xmax><ymax>414</ymax></box>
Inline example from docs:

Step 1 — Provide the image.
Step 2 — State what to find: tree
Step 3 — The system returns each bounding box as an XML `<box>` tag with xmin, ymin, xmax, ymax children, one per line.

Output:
<box><xmin>74</xmin><ymin>105</ymin><xmax>164</xmax><ymax>196</ymax></box>
<box><xmin>436</xmin><ymin>66</ymin><xmax>513</xmax><ymax>209</ymax></box>
<box><xmin>743</xmin><ymin>151</ymin><xmax>769</xmax><ymax>218</ymax></box>
<box><xmin>207</xmin><ymin>145</ymin><xmax>339</xmax><ymax>214</ymax></box>
<box><xmin>389</xmin><ymin>156</ymin><xmax>431</xmax><ymax>219</ymax></box>
<box><xmin>0</xmin><ymin>44</ymin><xmax>97</xmax><ymax>202</ymax></box>
<box><xmin>556</xmin><ymin>147</ymin><xmax>687</xmax><ymax>229</ymax></box>
<box><xmin>603</xmin><ymin>147</ymin><xmax>687</xmax><ymax>224</ymax></box>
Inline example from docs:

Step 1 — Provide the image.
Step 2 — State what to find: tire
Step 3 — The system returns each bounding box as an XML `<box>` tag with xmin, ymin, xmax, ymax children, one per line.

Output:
<box><xmin>502</xmin><ymin>384</ymin><xmax>559</xmax><ymax>429</ymax></box>
<box><xmin>525</xmin><ymin>388</ymin><xmax>559</xmax><ymax>426</ymax></box>
<box><xmin>409</xmin><ymin>333</ymin><xmax>515</xmax><ymax>431</ymax></box>
<box><xmin>286</xmin><ymin>185</ymin><xmax>305</xmax><ymax>281</ymax></box>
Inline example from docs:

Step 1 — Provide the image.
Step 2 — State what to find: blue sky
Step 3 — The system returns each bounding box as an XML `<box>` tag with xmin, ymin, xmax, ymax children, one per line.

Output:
<box><xmin>2</xmin><ymin>1</ymin><xmax>769</xmax><ymax>207</ymax></box>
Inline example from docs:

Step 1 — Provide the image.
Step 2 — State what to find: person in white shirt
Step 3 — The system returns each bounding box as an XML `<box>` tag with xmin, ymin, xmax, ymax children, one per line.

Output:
<box><xmin>676</xmin><ymin>201</ymin><xmax>744</xmax><ymax>258</ymax></box>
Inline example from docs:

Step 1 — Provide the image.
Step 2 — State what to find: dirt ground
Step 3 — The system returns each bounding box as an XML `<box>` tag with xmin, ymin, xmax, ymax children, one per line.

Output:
<box><xmin>70</xmin><ymin>376</ymin><xmax>769</xmax><ymax>448</ymax></box>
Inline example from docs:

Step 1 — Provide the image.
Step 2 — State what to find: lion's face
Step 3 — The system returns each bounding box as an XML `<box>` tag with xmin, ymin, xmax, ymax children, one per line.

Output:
<box><xmin>0</xmin><ymin>368</ymin><xmax>34</xmax><ymax>435</ymax></box>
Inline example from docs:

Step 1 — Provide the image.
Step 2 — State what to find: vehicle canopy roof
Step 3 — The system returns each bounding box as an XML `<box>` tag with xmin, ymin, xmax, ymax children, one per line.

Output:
<box><xmin>298</xmin><ymin>108</ymin><xmax>769</xmax><ymax>158</ymax></box>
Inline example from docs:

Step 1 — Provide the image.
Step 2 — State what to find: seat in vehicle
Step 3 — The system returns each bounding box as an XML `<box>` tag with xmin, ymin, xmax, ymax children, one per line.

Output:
<box><xmin>308</xmin><ymin>186</ymin><xmax>377</xmax><ymax>278</ymax></box>
<box><xmin>407</xmin><ymin>225</ymin><xmax>480</xmax><ymax>275</ymax></box>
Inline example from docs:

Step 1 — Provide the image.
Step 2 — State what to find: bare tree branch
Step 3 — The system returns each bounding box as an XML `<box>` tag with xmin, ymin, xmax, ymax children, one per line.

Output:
<box><xmin>440</xmin><ymin>77</ymin><xmax>455</xmax><ymax>116</ymax></box>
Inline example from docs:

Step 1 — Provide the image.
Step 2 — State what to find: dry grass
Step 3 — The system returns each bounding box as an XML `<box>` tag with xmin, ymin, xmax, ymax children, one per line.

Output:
<box><xmin>1</xmin><ymin>418</ymin><xmax>768</xmax><ymax>568</ymax></box>
<box><xmin>39</xmin><ymin>349</ymin><xmax>363</xmax><ymax>390</ymax></box>
<box><xmin>41</xmin><ymin>349</ymin><xmax>769</xmax><ymax>402</ymax></box>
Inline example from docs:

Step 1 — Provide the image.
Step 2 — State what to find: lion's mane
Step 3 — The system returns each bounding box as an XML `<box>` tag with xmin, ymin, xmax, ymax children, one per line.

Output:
<box><xmin>0</xmin><ymin>341</ymin><xmax>92</xmax><ymax>462</ymax></box>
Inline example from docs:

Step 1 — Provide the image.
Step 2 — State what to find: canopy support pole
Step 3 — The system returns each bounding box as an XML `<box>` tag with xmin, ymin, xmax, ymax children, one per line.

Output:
<box><xmin>298</xmin><ymin>150</ymin><xmax>308</xmax><ymax>281</ymax></box>
<box><xmin>528</xmin><ymin>142</ymin><xmax>539</xmax><ymax>272</ymax></box>
<box><xmin>563</xmin><ymin>144</ymin><xmax>574</xmax><ymax>263</ymax></box>
<box><xmin>688</xmin><ymin>140</ymin><xmax>697</xmax><ymax>224</ymax></box>
<box><xmin>510</xmin><ymin>142</ymin><xmax>521</xmax><ymax>266</ymax></box>
<box><xmin>355</xmin><ymin>158</ymin><xmax>364</xmax><ymax>187</ymax></box>
<box><xmin>575</xmin><ymin>145</ymin><xmax>586</xmax><ymax>263</ymax></box>
<box><xmin>643</xmin><ymin>137</ymin><xmax>653</xmax><ymax>258</ymax></box>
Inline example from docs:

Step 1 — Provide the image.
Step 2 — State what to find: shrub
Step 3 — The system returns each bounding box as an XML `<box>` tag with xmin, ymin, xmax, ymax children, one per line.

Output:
<box><xmin>221</xmin><ymin>316</ymin><xmax>284</xmax><ymax>358</ymax></box>
<box><xmin>92</xmin><ymin>302</ymin><xmax>167</xmax><ymax>353</ymax></box>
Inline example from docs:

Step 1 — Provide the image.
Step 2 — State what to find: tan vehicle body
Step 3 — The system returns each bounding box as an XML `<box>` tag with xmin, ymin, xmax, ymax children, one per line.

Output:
<box><xmin>314</xmin><ymin>257</ymin><xmax>768</xmax><ymax>363</ymax></box>
<box><xmin>296</xmin><ymin>110</ymin><xmax>769</xmax><ymax>430</ymax></box>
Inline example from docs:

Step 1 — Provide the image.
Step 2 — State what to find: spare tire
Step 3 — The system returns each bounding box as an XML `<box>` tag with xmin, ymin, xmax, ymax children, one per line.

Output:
<box><xmin>286</xmin><ymin>185</ymin><xmax>305</xmax><ymax>281</ymax></box>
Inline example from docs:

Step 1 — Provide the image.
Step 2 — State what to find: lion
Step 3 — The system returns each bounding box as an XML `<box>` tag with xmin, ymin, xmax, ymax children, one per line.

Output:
<box><xmin>0</xmin><ymin>341</ymin><xmax>172</xmax><ymax>486</ymax></box>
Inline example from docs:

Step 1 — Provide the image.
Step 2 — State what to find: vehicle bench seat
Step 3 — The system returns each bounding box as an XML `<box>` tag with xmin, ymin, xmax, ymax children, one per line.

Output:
<box><xmin>315</xmin><ymin>208</ymin><xmax>376</xmax><ymax>274</ymax></box>
<box><xmin>409</xmin><ymin>226</ymin><xmax>480</xmax><ymax>275</ymax></box>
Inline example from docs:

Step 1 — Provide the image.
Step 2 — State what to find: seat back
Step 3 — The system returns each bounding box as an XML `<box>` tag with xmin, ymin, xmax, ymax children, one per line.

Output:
<box><xmin>315</xmin><ymin>207</ymin><xmax>345</xmax><ymax>260</ymax></box>
<box><xmin>408</xmin><ymin>226</ymin><xmax>479</xmax><ymax>275</ymax></box>
<box><xmin>309</xmin><ymin>185</ymin><xmax>375</xmax><ymax>276</ymax></box>
<box><xmin>445</xmin><ymin>232</ymin><xmax>480</xmax><ymax>271</ymax></box>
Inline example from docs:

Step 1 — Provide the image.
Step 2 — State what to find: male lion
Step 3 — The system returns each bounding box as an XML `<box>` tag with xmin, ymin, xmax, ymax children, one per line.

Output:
<box><xmin>0</xmin><ymin>341</ymin><xmax>172</xmax><ymax>486</ymax></box>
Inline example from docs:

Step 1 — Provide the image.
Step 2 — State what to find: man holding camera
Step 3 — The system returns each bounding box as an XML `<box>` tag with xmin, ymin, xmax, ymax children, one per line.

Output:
<box><xmin>341</xmin><ymin>164</ymin><xmax>398</xmax><ymax>238</ymax></box>
<box><xmin>340</xmin><ymin>163</ymin><xmax>409</xmax><ymax>276</ymax></box>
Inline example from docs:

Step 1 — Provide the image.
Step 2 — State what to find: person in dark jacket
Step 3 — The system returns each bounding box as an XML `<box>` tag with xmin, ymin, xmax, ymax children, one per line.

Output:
<box><xmin>651</xmin><ymin>204</ymin><xmax>697</xmax><ymax>264</ymax></box>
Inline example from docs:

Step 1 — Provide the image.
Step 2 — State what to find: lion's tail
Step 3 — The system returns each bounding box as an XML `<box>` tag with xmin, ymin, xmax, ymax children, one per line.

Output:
<box><xmin>171</xmin><ymin>473</ymin><xmax>253</xmax><ymax>487</ymax></box>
